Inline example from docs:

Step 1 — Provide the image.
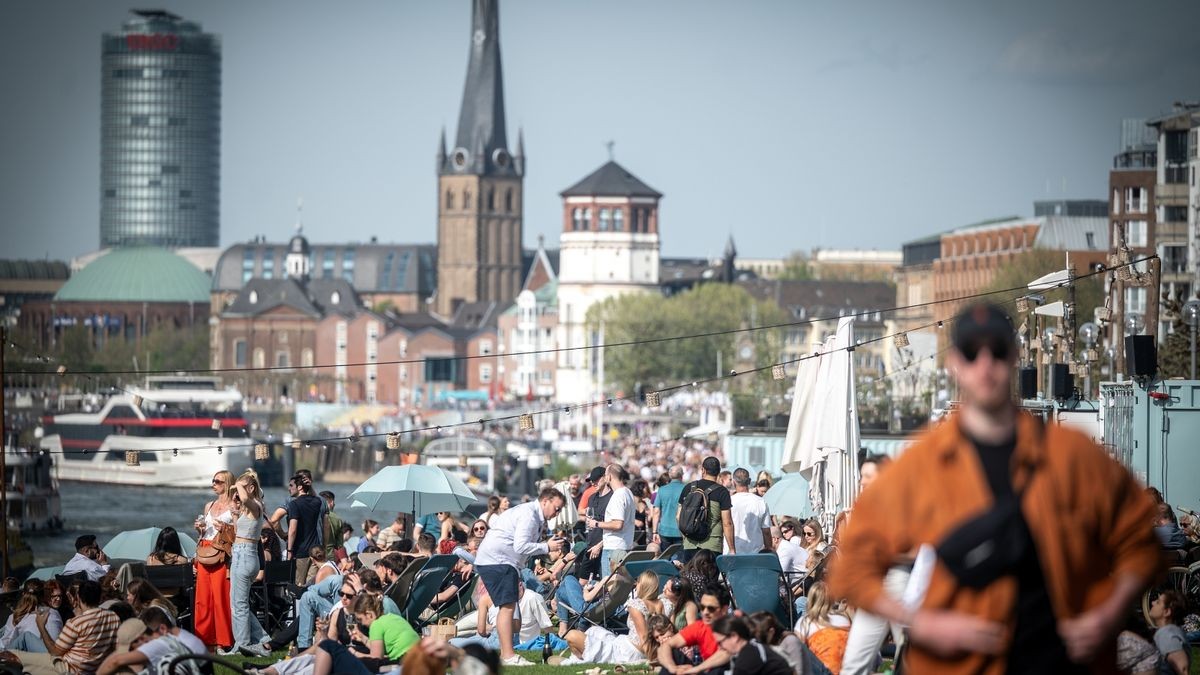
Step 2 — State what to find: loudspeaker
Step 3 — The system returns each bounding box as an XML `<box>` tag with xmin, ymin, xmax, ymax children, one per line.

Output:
<box><xmin>1051</xmin><ymin>364</ymin><xmax>1073</xmax><ymax>400</ymax></box>
<box><xmin>1125</xmin><ymin>335</ymin><xmax>1157</xmax><ymax>379</ymax></box>
<box><xmin>1018</xmin><ymin>368</ymin><xmax>1037</xmax><ymax>399</ymax></box>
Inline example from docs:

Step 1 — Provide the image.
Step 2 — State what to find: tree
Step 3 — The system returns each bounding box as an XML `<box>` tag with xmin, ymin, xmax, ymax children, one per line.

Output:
<box><xmin>985</xmin><ymin>249</ymin><xmax>1104</xmax><ymax>341</ymax></box>
<box><xmin>586</xmin><ymin>283</ymin><xmax>787</xmax><ymax>397</ymax></box>
<box><xmin>1157</xmin><ymin>291</ymin><xmax>1200</xmax><ymax>379</ymax></box>
<box><xmin>778</xmin><ymin>251</ymin><xmax>813</xmax><ymax>281</ymax></box>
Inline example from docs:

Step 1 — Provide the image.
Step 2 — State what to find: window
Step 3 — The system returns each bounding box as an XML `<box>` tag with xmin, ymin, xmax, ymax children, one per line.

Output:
<box><xmin>1161</xmin><ymin>244</ymin><xmax>1188</xmax><ymax>274</ymax></box>
<box><xmin>505</xmin><ymin>189</ymin><xmax>513</xmax><ymax>213</ymax></box>
<box><xmin>1112</xmin><ymin>190</ymin><xmax>1119</xmax><ymax>215</ymax></box>
<box><xmin>480</xmin><ymin>364</ymin><xmax>492</xmax><ymax>383</ymax></box>
<box><xmin>253</xmin><ymin>348</ymin><xmax>266</xmax><ymax>369</ymax></box>
<box><xmin>1163</xmin><ymin>206</ymin><xmax>1187</xmax><ymax>223</ymax></box>
<box><xmin>276</xmin><ymin>351</ymin><xmax>289</xmax><ymax>368</ymax></box>
<box><xmin>301</xmin><ymin>348</ymin><xmax>314</xmax><ymax>367</ymax></box>
<box><xmin>425</xmin><ymin>358</ymin><xmax>457</xmax><ymax>382</ymax></box>
<box><xmin>1126</xmin><ymin>221</ymin><xmax>1147</xmax><ymax>247</ymax></box>
<box><xmin>486</xmin><ymin>189</ymin><xmax>494</xmax><ymax>212</ymax></box>
<box><xmin>479</xmin><ymin>339</ymin><xmax>493</xmax><ymax>355</ymax></box>
<box><xmin>1125</xmin><ymin>287</ymin><xmax>1147</xmax><ymax>315</ymax></box>
<box><xmin>1124</xmin><ymin>187</ymin><xmax>1147</xmax><ymax>214</ymax></box>
<box><xmin>242</xmin><ymin>249</ymin><xmax>255</xmax><ymax>282</ymax></box>
<box><xmin>599</xmin><ymin>208</ymin><xmax>610</xmax><ymax>231</ymax></box>
<box><xmin>583</xmin><ymin>208</ymin><xmax>592</xmax><ymax>229</ymax></box>
<box><xmin>613</xmin><ymin>209</ymin><xmax>624</xmax><ymax>232</ymax></box>
<box><xmin>445</xmin><ymin>190</ymin><xmax>454</xmax><ymax>210</ymax></box>
<box><xmin>322</xmin><ymin>250</ymin><xmax>335</xmax><ymax>278</ymax></box>
<box><xmin>1085</xmin><ymin>232</ymin><xmax>1095</xmax><ymax>249</ymax></box>
<box><xmin>572</xmin><ymin>208</ymin><xmax>584</xmax><ymax>230</ymax></box>
<box><xmin>234</xmin><ymin>340</ymin><xmax>247</xmax><ymax>367</ymax></box>
<box><xmin>748</xmin><ymin>446</ymin><xmax>766</xmax><ymax>466</ymax></box>
<box><xmin>342</xmin><ymin>249</ymin><xmax>355</xmax><ymax>283</ymax></box>
<box><xmin>262</xmin><ymin>256</ymin><xmax>274</xmax><ymax>279</ymax></box>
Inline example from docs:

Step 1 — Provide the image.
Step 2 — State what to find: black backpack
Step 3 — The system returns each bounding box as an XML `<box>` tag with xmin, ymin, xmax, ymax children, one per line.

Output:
<box><xmin>678</xmin><ymin>483</ymin><xmax>719</xmax><ymax>541</ymax></box>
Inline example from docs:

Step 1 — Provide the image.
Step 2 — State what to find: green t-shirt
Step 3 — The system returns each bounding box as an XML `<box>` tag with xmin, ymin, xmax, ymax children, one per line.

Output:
<box><xmin>368</xmin><ymin>613</ymin><xmax>420</xmax><ymax>661</ymax></box>
<box><xmin>680</xmin><ymin>479</ymin><xmax>732</xmax><ymax>552</ymax></box>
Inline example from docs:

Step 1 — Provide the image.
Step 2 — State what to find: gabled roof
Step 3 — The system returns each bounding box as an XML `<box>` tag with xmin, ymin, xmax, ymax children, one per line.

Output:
<box><xmin>738</xmin><ymin>279</ymin><xmax>894</xmax><ymax>324</ymax></box>
<box><xmin>560</xmin><ymin>161</ymin><xmax>662</xmax><ymax>198</ymax></box>
<box><xmin>223</xmin><ymin>278</ymin><xmax>359</xmax><ymax>319</ymax></box>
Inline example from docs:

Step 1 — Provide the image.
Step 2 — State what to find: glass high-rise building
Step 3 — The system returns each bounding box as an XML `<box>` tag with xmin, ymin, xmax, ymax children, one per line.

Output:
<box><xmin>101</xmin><ymin>10</ymin><xmax>220</xmax><ymax>248</ymax></box>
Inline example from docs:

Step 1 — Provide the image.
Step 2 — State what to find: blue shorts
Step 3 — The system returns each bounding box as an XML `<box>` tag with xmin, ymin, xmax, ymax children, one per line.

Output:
<box><xmin>477</xmin><ymin>564</ymin><xmax>521</xmax><ymax>607</ymax></box>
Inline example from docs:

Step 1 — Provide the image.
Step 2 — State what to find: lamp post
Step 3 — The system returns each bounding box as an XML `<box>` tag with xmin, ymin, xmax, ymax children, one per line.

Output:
<box><xmin>1183</xmin><ymin>299</ymin><xmax>1200</xmax><ymax>380</ymax></box>
<box><xmin>1078</xmin><ymin>322</ymin><xmax>1099</xmax><ymax>398</ymax></box>
<box><xmin>1042</xmin><ymin>326</ymin><xmax>1057</xmax><ymax>398</ymax></box>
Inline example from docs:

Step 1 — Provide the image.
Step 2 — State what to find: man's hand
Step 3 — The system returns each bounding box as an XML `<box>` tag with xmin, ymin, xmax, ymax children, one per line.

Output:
<box><xmin>35</xmin><ymin>608</ymin><xmax>50</xmax><ymax>629</ymax></box>
<box><xmin>1058</xmin><ymin>606</ymin><xmax>1119</xmax><ymax>664</ymax></box>
<box><xmin>908</xmin><ymin>609</ymin><xmax>1005</xmax><ymax>658</ymax></box>
<box><xmin>588</xmin><ymin>543</ymin><xmax>602</xmax><ymax>560</ymax></box>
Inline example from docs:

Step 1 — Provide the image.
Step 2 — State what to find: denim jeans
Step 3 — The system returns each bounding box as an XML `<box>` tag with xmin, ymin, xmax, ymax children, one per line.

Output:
<box><xmin>297</xmin><ymin>586</ymin><xmax>335</xmax><ymax>648</ymax></box>
<box><xmin>8</xmin><ymin>631</ymin><xmax>46</xmax><ymax>653</ymax></box>
<box><xmin>230</xmin><ymin>542</ymin><xmax>269</xmax><ymax>648</ymax></box>
<box><xmin>520</xmin><ymin>568</ymin><xmax>548</xmax><ymax>596</ymax></box>
<box><xmin>555</xmin><ymin>575</ymin><xmax>595</xmax><ymax>625</ymax></box>
<box><xmin>449</xmin><ymin>633</ymin><xmax>503</xmax><ymax>649</ymax></box>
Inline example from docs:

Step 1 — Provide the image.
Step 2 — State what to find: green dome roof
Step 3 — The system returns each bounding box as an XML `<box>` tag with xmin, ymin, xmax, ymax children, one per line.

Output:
<box><xmin>56</xmin><ymin>248</ymin><xmax>210</xmax><ymax>303</ymax></box>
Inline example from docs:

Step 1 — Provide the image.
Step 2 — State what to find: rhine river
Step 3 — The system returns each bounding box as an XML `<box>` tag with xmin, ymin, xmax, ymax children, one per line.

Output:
<box><xmin>28</xmin><ymin>480</ymin><xmax>380</xmax><ymax>568</ymax></box>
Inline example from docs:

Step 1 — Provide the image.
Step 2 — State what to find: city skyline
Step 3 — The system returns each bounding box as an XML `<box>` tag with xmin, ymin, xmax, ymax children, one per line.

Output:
<box><xmin>2</xmin><ymin>0</ymin><xmax>1200</xmax><ymax>263</ymax></box>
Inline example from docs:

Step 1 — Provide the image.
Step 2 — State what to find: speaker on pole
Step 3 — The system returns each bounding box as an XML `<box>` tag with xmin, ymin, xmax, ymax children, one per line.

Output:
<box><xmin>1124</xmin><ymin>335</ymin><xmax>1157</xmax><ymax>380</ymax></box>
<box><xmin>1018</xmin><ymin>367</ymin><xmax>1037</xmax><ymax>399</ymax></box>
<box><xmin>1051</xmin><ymin>364</ymin><xmax>1073</xmax><ymax>400</ymax></box>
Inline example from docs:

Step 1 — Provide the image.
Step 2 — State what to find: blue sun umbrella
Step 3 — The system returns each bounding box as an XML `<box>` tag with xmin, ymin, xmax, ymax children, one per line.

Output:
<box><xmin>348</xmin><ymin>464</ymin><xmax>478</xmax><ymax>516</ymax></box>
<box><xmin>763</xmin><ymin>473</ymin><xmax>812</xmax><ymax>519</ymax></box>
<box><xmin>103</xmin><ymin>526</ymin><xmax>198</xmax><ymax>561</ymax></box>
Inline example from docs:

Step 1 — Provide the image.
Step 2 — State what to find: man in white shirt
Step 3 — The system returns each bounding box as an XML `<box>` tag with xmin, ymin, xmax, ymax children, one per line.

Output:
<box><xmin>586</xmin><ymin>465</ymin><xmax>635</xmax><ymax>578</ymax></box>
<box><xmin>728</xmin><ymin>468</ymin><xmax>772</xmax><ymax>554</ymax></box>
<box><xmin>475</xmin><ymin>487</ymin><xmax>567</xmax><ymax>667</ymax></box>
<box><xmin>61</xmin><ymin>535</ymin><xmax>110</xmax><ymax>582</ymax></box>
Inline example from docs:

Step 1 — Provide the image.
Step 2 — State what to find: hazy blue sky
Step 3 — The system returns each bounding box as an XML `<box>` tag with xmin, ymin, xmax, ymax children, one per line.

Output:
<box><xmin>2</xmin><ymin>0</ymin><xmax>1199</xmax><ymax>262</ymax></box>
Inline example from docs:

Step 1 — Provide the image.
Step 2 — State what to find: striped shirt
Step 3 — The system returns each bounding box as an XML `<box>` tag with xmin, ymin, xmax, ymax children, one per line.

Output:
<box><xmin>55</xmin><ymin>606</ymin><xmax>119</xmax><ymax>674</ymax></box>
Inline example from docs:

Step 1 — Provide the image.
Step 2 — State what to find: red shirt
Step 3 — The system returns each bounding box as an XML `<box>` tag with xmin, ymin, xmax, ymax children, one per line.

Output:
<box><xmin>678</xmin><ymin>620</ymin><xmax>719</xmax><ymax>660</ymax></box>
<box><xmin>577</xmin><ymin>485</ymin><xmax>598</xmax><ymax>513</ymax></box>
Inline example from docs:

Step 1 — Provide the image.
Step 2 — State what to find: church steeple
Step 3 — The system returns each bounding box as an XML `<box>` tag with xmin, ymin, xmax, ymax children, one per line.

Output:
<box><xmin>444</xmin><ymin>0</ymin><xmax>516</xmax><ymax>177</ymax></box>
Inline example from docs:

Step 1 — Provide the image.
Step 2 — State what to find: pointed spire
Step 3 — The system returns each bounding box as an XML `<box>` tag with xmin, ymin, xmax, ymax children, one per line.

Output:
<box><xmin>724</xmin><ymin>235</ymin><xmax>737</xmax><ymax>259</ymax></box>
<box><xmin>452</xmin><ymin>0</ymin><xmax>509</xmax><ymax>174</ymax></box>
<box><xmin>437</xmin><ymin>127</ymin><xmax>447</xmax><ymax>171</ymax></box>
<box><xmin>514</xmin><ymin>127</ymin><xmax>525</xmax><ymax>176</ymax></box>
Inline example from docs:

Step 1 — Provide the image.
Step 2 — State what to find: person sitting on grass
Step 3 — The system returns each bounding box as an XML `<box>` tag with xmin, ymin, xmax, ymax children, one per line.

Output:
<box><xmin>710</xmin><ymin>615</ymin><xmax>793</xmax><ymax>675</ymax></box>
<box><xmin>96</xmin><ymin>607</ymin><xmax>206</xmax><ymax>675</ymax></box>
<box><xmin>1150</xmin><ymin>590</ymin><xmax>1191</xmax><ymax>675</ymax></box>
<box><xmin>656</xmin><ymin>586</ymin><xmax>733</xmax><ymax>675</ymax></box>
<box><xmin>561</xmin><ymin>571</ymin><xmax>673</xmax><ymax>665</ymax></box>
<box><xmin>311</xmin><ymin>593</ymin><xmax>419</xmax><ymax>675</ymax></box>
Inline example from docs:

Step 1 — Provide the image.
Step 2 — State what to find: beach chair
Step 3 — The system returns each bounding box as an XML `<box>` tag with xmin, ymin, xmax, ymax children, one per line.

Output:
<box><xmin>422</xmin><ymin>573</ymin><xmax>477</xmax><ymax>626</ymax></box>
<box><xmin>620</xmin><ymin>550</ymin><xmax>655</xmax><ymax>565</ymax></box>
<box><xmin>402</xmin><ymin>554</ymin><xmax>459</xmax><ymax>625</ymax></box>
<box><xmin>656</xmin><ymin>543</ymin><xmax>682</xmax><ymax>561</ymax></box>
<box><xmin>624</xmin><ymin>560</ymin><xmax>679</xmax><ymax>592</ymax></box>
<box><xmin>385</xmin><ymin>555</ymin><xmax>427</xmax><ymax>611</ymax></box>
<box><xmin>716</xmin><ymin>554</ymin><xmax>791</xmax><ymax>626</ymax></box>
<box><xmin>253</xmin><ymin>559</ymin><xmax>295</xmax><ymax>634</ymax></box>
<box><xmin>562</xmin><ymin>568</ymin><xmax>636</xmax><ymax>633</ymax></box>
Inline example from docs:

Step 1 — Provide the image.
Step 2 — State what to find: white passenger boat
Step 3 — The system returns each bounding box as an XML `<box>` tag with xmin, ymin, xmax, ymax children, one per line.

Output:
<box><xmin>39</xmin><ymin>376</ymin><xmax>253</xmax><ymax>488</ymax></box>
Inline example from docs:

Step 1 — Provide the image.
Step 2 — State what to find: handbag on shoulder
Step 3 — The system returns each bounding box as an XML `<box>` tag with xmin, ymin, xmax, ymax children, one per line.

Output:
<box><xmin>195</xmin><ymin>519</ymin><xmax>236</xmax><ymax>566</ymax></box>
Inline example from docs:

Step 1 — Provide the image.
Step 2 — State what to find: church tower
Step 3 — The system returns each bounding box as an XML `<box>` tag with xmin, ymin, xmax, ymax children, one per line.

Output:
<box><xmin>436</xmin><ymin>0</ymin><xmax>524</xmax><ymax>317</ymax></box>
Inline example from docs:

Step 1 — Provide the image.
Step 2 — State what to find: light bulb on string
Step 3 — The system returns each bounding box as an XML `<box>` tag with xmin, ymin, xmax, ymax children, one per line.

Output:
<box><xmin>217</xmin><ymin>446</ymin><xmax>223</xmax><ymax>455</ymax></box>
<box><xmin>172</xmin><ymin>448</ymin><xmax>178</xmax><ymax>457</ymax></box>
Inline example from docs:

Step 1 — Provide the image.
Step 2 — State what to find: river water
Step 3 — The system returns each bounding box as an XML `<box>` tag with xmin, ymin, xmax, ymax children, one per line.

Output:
<box><xmin>27</xmin><ymin>480</ymin><xmax>380</xmax><ymax>569</ymax></box>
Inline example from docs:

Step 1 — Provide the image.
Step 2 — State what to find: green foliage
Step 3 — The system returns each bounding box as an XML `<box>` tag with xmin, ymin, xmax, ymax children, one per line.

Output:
<box><xmin>985</xmin><ymin>249</ymin><xmax>1104</xmax><ymax>329</ymax></box>
<box><xmin>586</xmin><ymin>283</ymin><xmax>788</xmax><ymax>396</ymax></box>
<box><xmin>1157</xmin><ymin>292</ymin><xmax>1200</xmax><ymax>379</ymax></box>
<box><xmin>779</xmin><ymin>252</ymin><xmax>813</xmax><ymax>281</ymax></box>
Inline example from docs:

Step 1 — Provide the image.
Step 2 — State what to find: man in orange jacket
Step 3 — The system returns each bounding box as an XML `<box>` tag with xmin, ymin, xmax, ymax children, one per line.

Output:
<box><xmin>830</xmin><ymin>303</ymin><xmax>1163</xmax><ymax>674</ymax></box>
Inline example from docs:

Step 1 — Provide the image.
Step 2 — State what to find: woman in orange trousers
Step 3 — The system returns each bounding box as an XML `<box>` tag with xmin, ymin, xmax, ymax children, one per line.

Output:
<box><xmin>194</xmin><ymin>469</ymin><xmax>236</xmax><ymax>650</ymax></box>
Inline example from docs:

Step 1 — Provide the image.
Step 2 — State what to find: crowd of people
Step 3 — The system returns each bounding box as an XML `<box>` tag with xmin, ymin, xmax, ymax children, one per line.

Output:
<box><xmin>1</xmin><ymin>302</ymin><xmax>1197</xmax><ymax>675</ymax></box>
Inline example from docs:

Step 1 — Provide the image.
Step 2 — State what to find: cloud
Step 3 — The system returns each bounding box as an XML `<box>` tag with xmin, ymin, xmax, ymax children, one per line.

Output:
<box><xmin>993</xmin><ymin>28</ymin><xmax>1153</xmax><ymax>84</ymax></box>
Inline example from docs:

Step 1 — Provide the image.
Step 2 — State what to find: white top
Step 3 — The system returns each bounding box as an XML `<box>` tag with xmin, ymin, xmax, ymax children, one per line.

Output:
<box><xmin>517</xmin><ymin>589</ymin><xmax>553</xmax><ymax>643</ymax></box>
<box><xmin>624</xmin><ymin>596</ymin><xmax>673</xmax><ymax>648</ymax></box>
<box><xmin>728</xmin><ymin>491</ymin><xmax>771</xmax><ymax>555</ymax></box>
<box><xmin>201</xmin><ymin>506</ymin><xmax>234</xmax><ymax>541</ymax></box>
<box><xmin>603</xmin><ymin>486</ymin><xmax>636</xmax><ymax>551</ymax></box>
<box><xmin>475</xmin><ymin>501</ymin><xmax>549</xmax><ymax>570</ymax></box>
<box><xmin>0</xmin><ymin>608</ymin><xmax>63</xmax><ymax>648</ymax></box>
<box><xmin>798</xmin><ymin>613</ymin><xmax>850</xmax><ymax>638</ymax></box>
<box><xmin>775</xmin><ymin>537</ymin><xmax>808</xmax><ymax>576</ymax></box>
<box><xmin>136</xmin><ymin>629</ymin><xmax>207</xmax><ymax>675</ymax></box>
<box><xmin>62</xmin><ymin>553</ymin><xmax>110</xmax><ymax>582</ymax></box>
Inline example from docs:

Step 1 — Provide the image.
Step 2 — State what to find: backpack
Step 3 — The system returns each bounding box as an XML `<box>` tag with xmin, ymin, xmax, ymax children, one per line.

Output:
<box><xmin>678</xmin><ymin>483</ymin><xmax>719</xmax><ymax>541</ymax></box>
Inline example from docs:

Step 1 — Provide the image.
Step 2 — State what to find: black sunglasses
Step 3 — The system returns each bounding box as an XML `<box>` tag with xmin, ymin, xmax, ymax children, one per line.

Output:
<box><xmin>340</xmin><ymin>591</ymin><xmax>356</xmax><ymax>599</ymax></box>
<box><xmin>959</xmin><ymin>338</ymin><xmax>1012</xmax><ymax>363</ymax></box>
<box><xmin>700</xmin><ymin>603</ymin><xmax>721</xmax><ymax>613</ymax></box>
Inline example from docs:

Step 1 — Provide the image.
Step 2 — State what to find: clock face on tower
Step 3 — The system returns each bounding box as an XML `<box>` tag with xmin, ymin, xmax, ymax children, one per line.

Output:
<box><xmin>474</xmin><ymin>29</ymin><xmax>485</xmax><ymax>46</ymax></box>
<box><xmin>739</xmin><ymin>345</ymin><xmax>754</xmax><ymax>360</ymax></box>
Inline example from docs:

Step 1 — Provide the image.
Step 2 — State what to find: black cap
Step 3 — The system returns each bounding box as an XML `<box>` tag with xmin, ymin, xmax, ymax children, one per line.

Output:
<box><xmin>586</xmin><ymin>466</ymin><xmax>605</xmax><ymax>483</ymax></box>
<box><xmin>952</xmin><ymin>303</ymin><xmax>1017</xmax><ymax>354</ymax></box>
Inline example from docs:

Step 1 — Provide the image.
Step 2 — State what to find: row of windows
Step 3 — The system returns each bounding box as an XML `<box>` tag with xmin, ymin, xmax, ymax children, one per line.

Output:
<box><xmin>444</xmin><ymin>187</ymin><xmax>517</xmax><ymax>213</ymax></box>
<box><xmin>1112</xmin><ymin>187</ymin><xmax>1148</xmax><ymax>215</ymax></box>
<box><xmin>111</xmin><ymin>68</ymin><xmax>196</xmax><ymax>79</ymax></box>
<box><xmin>569</xmin><ymin>207</ymin><xmax>653</xmax><ymax>232</ymax></box>
<box><xmin>231</xmin><ymin>341</ymin><xmax>315</xmax><ymax>368</ymax></box>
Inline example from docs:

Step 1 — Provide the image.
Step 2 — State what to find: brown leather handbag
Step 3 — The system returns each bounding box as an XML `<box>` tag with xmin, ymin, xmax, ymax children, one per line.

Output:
<box><xmin>195</xmin><ymin>515</ymin><xmax>236</xmax><ymax>566</ymax></box>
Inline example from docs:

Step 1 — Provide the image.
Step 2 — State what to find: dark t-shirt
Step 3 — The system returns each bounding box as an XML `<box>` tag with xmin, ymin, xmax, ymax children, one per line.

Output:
<box><xmin>731</xmin><ymin>640</ymin><xmax>793</xmax><ymax>675</ymax></box>
<box><xmin>286</xmin><ymin>493</ymin><xmax>324</xmax><ymax>557</ymax></box>
<box><xmin>970</xmin><ymin>434</ymin><xmax>1084</xmax><ymax>675</ymax></box>
<box><xmin>578</xmin><ymin>489</ymin><xmax>612</xmax><ymax>579</ymax></box>
<box><xmin>680</xmin><ymin>479</ymin><xmax>732</xmax><ymax>551</ymax></box>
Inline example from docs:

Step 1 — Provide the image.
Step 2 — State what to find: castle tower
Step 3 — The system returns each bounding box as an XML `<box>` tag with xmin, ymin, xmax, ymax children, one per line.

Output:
<box><xmin>436</xmin><ymin>0</ymin><xmax>523</xmax><ymax>316</ymax></box>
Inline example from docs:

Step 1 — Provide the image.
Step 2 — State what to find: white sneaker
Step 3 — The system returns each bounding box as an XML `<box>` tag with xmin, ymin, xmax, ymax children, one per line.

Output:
<box><xmin>216</xmin><ymin>646</ymin><xmax>240</xmax><ymax>657</ymax></box>
<box><xmin>241</xmin><ymin>643</ymin><xmax>272</xmax><ymax>657</ymax></box>
<box><xmin>501</xmin><ymin>655</ymin><xmax>535</xmax><ymax>667</ymax></box>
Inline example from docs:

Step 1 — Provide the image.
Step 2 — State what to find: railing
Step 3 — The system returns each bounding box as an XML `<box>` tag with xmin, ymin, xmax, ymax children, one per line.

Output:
<box><xmin>1100</xmin><ymin>382</ymin><xmax>1135</xmax><ymax>469</ymax></box>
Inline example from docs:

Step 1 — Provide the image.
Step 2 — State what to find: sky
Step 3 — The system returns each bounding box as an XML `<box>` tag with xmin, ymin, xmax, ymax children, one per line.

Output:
<box><xmin>2</xmin><ymin>0</ymin><xmax>1200</xmax><ymax>263</ymax></box>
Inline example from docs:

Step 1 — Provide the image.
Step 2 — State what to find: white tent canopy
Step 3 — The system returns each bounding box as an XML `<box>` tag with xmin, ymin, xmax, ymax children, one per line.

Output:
<box><xmin>781</xmin><ymin>317</ymin><xmax>861</xmax><ymax>533</ymax></box>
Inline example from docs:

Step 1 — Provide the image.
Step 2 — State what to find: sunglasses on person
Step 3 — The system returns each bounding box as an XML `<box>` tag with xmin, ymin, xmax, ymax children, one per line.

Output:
<box><xmin>700</xmin><ymin>603</ymin><xmax>721</xmax><ymax>613</ymax></box>
<box><xmin>473</xmin><ymin>525</ymin><xmax>487</xmax><ymax>532</ymax></box>
<box><xmin>958</xmin><ymin>338</ymin><xmax>1012</xmax><ymax>363</ymax></box>
<box><xmin>340</xmin><ymin>590</ymin><xmax>356</xmax><ymax>600</ymax></box>
<box><xmin>212</xmin><ymin>479</ymin><xmax>225</xmax><ymax>485</ymax></box>
<box><xmin>803</xmin><ymin>530</ymin><xmax>816</xmax><ymax>537</ymax></box>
